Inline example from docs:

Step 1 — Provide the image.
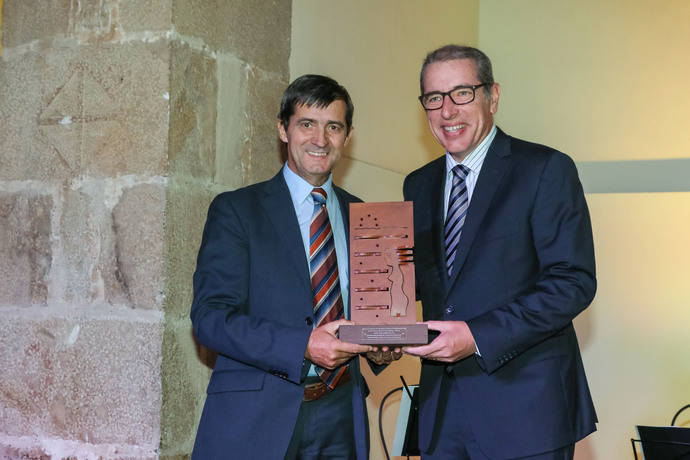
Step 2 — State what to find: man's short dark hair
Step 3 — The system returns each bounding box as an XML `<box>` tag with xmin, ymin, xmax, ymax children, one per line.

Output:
<box><xmin>278</xmin><ymin>74</ymin><xmax>354</xmax><ymax>133</ymax></box>
<box><xmin>420</xmin><ymin>45</ymin><xmax>494</xmax><ymax>99</ymax></box>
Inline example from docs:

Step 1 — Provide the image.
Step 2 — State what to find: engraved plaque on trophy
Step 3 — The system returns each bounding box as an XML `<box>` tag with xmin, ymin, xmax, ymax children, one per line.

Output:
<box><xmin>339</xmin><ymin>202</ymin><xmax>428</xmax><ymax>345</ymax></box>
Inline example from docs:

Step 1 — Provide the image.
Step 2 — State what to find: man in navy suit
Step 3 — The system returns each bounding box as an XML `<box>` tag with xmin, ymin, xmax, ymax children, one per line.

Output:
<box><xmin>190</xmin><ymin>74</ymin><xmax>380</xmax><ymax>459</ymax></box>
<box><xmin>403</xmin><ymin>45</ymin><xmax>597</xmax><ymax>459</ymax></box>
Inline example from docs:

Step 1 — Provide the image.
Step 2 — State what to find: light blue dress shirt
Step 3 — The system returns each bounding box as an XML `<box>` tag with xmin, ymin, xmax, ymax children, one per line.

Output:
<box><xmin>283</xmin><ymin>165</ymin><xmax>351</xmax><ymax>376</ymax></box>
<box><xmin>443</xmin><ymin>124</ymin><xmax>497</xmax><ymax>220</ymax></box>
<box><xmin>282</xmin><ymin>165</ymin><xmax>350</xmax><ymax>311</ymax></box>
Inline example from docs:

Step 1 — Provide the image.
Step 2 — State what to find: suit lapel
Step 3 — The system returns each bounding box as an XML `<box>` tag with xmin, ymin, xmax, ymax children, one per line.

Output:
<box><xmin>333</xmin><ymin>187</ymin><xmax>352</xmax><ymax>246</ymax></box>
<box><xmin>426</xmin><ymin>160</ymin><xmax>451</xmax><ymax>294</ymax></box>
<box><xmin>260</xmin><ymin>172</ymin><xmax>311</xmax><ymax>291</ymax></box>
<box><xmin>446</xmin><ymin>130</ymin><xmax>512</xmax><ymax>292</ymax></box>
<box><xmin>333</xmin><ymin>186</ymin><xmax>357</xmax><ymax>316</ymax></box>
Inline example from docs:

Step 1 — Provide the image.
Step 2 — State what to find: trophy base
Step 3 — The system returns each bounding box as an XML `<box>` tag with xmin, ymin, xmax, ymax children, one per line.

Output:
<box><xmin>339</xmin><ymin>324</ymin><xmax>428</xmax><ymax>345</ymax></box>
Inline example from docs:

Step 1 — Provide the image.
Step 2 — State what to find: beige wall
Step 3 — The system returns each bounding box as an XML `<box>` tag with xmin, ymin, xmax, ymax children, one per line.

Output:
<box><xmin>578</xmin><ymin>193</ymin><xmax>690</xmax><ymax>458</ymax></box>
<box><xmin>480</xmin><ymin>0</ymin><xmax>690</xmax><ymax>162</ymax></box>
<box><xmin>291</xmin><ymin>0</ymin><xmax>479</xmax><ymax>202</ymax></box>
<box><xmin>479</xmin><ymin>1</ymin><xmax>690</xmax><ymax>458</ymax></box>
<box><xmin>292</xmin><ymin>1</ymin><xmax>690</xmax><ymax>459</ymax></box>
<box><xmin>291</xmin><ymin>1</ymin><xmax>478</xmax><ymax>459</ymax></box>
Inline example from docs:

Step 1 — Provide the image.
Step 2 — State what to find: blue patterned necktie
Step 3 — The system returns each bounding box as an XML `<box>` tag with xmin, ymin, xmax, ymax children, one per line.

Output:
<box><xmin>445</xmin><ymin>165</ymin><xmax>470</xmax><ymax>276</ymax></box>
<box><xmin>309</xmin><ymin>188</ymin><xmax>347</xmax><ymax>388</ymax></box>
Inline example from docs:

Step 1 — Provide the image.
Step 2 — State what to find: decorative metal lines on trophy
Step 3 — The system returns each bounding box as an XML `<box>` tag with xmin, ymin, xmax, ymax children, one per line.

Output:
<box><xmin>339</xmin><ymin>202</ymin><xmax>428</xmax><ymax>345</ymax></box>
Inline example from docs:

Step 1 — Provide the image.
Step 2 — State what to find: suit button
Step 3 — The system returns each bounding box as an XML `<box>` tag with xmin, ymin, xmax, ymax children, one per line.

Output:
<box><xmin>445</xmin><ymin>305</ymin><xmax>455</xmax><ymax>314</ymax></box>
<box><xmin>305</xmin><ymin>317</ymin><xmax>313</xmax><ymax>326</ymax></box>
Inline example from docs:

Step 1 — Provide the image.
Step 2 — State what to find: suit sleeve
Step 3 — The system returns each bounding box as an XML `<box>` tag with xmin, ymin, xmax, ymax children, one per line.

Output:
<box><xmin>190</xmin><ymin>194</ymin><xmax>311</xmax><ymax>384</ymax></box>
<box><xmin>466</xmin><ymin>153</ymin><xmax>597</xmax><ymax>374</ymax></box>
<box><xmin>402</xmin><ymin>174</ymin><xmax>422</xmax><ymax>302</ymax></box>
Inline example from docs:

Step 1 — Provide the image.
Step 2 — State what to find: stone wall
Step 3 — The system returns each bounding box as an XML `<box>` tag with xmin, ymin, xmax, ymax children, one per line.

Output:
<box><xmin>161</xmin><ymin>1</ymin><xmax>291</xmax><ymax>457</ymax></box>
<box><xmin>0</xmin><ymin>1</ymin><xmax>290</xmax><ymax>458</ymax></box>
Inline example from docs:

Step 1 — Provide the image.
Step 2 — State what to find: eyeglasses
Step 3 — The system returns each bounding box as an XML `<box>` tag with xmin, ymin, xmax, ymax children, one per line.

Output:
<box><xmin>419</xmin><ymin>83</ymin><xmax>488</xmax><ymax>110</ymax></box>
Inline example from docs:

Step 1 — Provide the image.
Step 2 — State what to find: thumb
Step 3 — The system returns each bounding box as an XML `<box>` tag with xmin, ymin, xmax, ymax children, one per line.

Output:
<box><xmin>425</xmin><ymin>320</ymin><xmax>446</xmax><ymax>332</ymax></box>
<box><xmin>322</xmin><ymin>319</ymin><xmax>346</xmax><ymax>335</ymax></box>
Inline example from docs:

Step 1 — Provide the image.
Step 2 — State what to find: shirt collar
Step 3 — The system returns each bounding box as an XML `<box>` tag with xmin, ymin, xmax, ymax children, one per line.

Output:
<box><xmin>282</xmin><ymin>164</ymin><xmax>334</xmax><ymax>208</ymax></box>
<box><xmin>445</xmin><ymin>124</ymin><xmax>497</xmax><ymax>175</ymax></box>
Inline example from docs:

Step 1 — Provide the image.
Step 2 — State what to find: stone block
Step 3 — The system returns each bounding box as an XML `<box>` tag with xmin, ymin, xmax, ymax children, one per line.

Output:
<box><xmin>214</xmin><ymin>58</ymin><xmax>286</xmax><ymax>188</ymax></box>
<box><xmin>164</xmin><ymin>177</ymin><xmax>217</xmax><ymax>319</ymax></box>
<box><xmin>58</xmin><ymin>186</ymin><xmax>110</xmax><ymax>305</ymax></box>
<box><xmin>242</xmin><ymin>68</ymin><xmax>287</xmax><ymax>185</ymax></box>
<box><xmin>0</xmin><ymin>444</ymin><xmax>51</xmax><ymax>460</ymax></box>
<box><xmin>168</xmin><ymin>42</ymin><xmax>218</xmax><ymax>181</ymax></box>
<box><xmin>51</xmin><ymin>42</ymin><xmax>170</xmax><ymax>177</ymax></box>
<box><xmin>1</xmin><ymin>0</ymin><xmax>72</xmax><ymax>48</ymax></box>
<box><xmin>68</xmin><ymin>0</ymin><xmax>121</xmax><ymax>43</ymax></box>
<box><xmin>119</xmin><ymin>0</ymin><xmax>173</xmax><ymax>33</ymax></box>
<box><xmin>172</xmin><ymin>0</ymin><xmax>291</xmax><ymax>75</ymax></box>
<box><xmin>58</xmin><ymin>178</ymin><xmax>166</xmax><ymax>310</ymax></box>
<box><xmin>159</xmin><ymin>317</ymin><xmax>212</xmax><ymax>458</ymax></box>
<box><xmin>1</xmin><ymin>0</ymin><xmax>171</xmax><ymax>47</ymax></box>
<box><xmin>0</xmin><ymin>439</ymin><xmax>157</xmax><ymax>459</ymax></box>
<box><xmin>112</xmin><ymin>183</ymin><xmax>166</xmax><ymax>310</ymax></box>
<box><xmin>0</xmin><ymin>191</ymin><xmax>53</xmax><ymax>306</ymax></box>
<box><xmin>58</xmin><ymin>181</ymin><xmax>134</xmax><ymax>307</ymax></box>
<box><xmin>214</xmin><ymin>53</ymin><xmax>250</xmax><ymax>190</ymax></box>
<box><xmin>0</xmin><ymin>50</ymin><xmax>73</xmax><ymax>182</ymax></box>
<box><xmin>0</xmin><ymin>42</ymin><xmax>169</xmax><ymax>181</ymax></box>
<box><xmin>0</xmin><ymin>314</ymin><xmax>163</xmax><ymax>446</ymax></box>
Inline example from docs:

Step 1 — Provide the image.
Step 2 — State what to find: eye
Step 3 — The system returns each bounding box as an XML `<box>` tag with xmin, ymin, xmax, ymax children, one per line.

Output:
<box><xmin>300</xmin><ymin>121</ymin><xmax>312</xmax><ymax>128</ymax></box>
<box><xmin>328</xmin><ymin>124</ymin><xmax>343</xmax><ymax>132</ymax></box>
<box><xmin>426</xmin><ymin>94</ymin><xmax>442</xmax><ymax>103</ymax></box>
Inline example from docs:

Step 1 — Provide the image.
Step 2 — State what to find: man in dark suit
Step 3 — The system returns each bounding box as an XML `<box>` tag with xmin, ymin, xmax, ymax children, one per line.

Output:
<box><xmin>190</xmin><ymin>74</ymin><xmax>378</xmax><ymax>459</ymax></box>
<box><xmin>403</xmin><ymin>45</ymin><xmax>597</xmax><ymax>459</ymax></box>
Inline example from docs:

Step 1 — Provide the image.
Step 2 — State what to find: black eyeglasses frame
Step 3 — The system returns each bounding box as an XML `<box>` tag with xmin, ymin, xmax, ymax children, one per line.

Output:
<box><xmin>418</xmin><ymin>83</ymin><xmax>489</xmax><ymax>110</ymax></box>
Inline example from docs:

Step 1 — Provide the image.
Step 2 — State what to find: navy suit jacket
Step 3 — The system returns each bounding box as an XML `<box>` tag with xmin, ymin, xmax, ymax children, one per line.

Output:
<box><xmin>190</xmin><ymin>171</ymin><xmax>369</xmax><ymax>459</ymax></box>
<box><xmin>403</xmin><ymin>128</ymin><xmax>597</xmax><ymax>458</ymax></box>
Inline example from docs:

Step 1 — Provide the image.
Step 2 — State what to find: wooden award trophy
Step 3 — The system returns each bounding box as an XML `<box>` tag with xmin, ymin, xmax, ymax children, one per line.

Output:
<box><xmin>339</xmin><ymin>202</ymin><xmax>428</xmax><ymax>345</ymax></box>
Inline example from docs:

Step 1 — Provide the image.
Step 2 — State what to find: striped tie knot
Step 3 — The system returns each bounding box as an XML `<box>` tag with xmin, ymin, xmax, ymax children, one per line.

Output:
<box><xmin>311</xmin><ymin>187</ymin><xmax>327</xmax><ymax>207</ymax></box>
<box><xmin>452</xmin><ymin>164</ymin><xmax>470</xmax><ymax>182</ymax></box>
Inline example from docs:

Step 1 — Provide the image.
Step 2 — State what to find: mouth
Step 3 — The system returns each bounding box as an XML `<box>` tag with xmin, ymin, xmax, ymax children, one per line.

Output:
<box><xmin>307</xmin><ymin>150</ymin><xmax>328</xmax><ymax>157</ymax></box>
<box><xmin>443</xmin><ymin>123</ymin><xmax>467</xmax><ymax>134</ymax></box>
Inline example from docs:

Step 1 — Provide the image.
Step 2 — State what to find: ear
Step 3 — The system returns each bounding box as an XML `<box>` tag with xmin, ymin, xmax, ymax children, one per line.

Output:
<box><xmin>344</xmin><ymin>125</ymin><xmax>354</xmax><ymax>146</ymax></box>
<box><xmin>490</xmin><ymin>83</ymin><xmax>501</xmax><ymax>115</ymax></box>
<box><xmin>277</xmin><ymin>120</ymin><xmax>288</xmax><ymax>143</ymax></box>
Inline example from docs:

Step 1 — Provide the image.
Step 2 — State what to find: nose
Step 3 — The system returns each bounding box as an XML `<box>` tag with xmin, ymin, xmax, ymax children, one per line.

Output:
<box><xmin>312</xmin><ymin>127</ymin><xmax>327</xmax><ymax>147</ymax></box>
<box><xmin>440</xmin><ymin>94</ymin><xmax>458</xmax><ymax>119</ymax></box>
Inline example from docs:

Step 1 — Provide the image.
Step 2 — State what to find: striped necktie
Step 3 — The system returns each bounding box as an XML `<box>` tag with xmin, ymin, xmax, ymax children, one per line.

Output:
<box><xmin>445</xmin><ymin>165</ymin><xmax>470</xmax><ymax>276</ymax></box>
<box><xmin>309</xmin><ymin>188</ymin><xmax>347</xmax><ymax>388</ymax></box>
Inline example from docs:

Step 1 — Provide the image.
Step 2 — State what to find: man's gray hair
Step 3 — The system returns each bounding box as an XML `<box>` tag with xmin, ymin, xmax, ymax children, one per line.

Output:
<box><xmin>420</xmin><ymin>45</ymin><xmax>494</xmax><ymax>99</ymax></box>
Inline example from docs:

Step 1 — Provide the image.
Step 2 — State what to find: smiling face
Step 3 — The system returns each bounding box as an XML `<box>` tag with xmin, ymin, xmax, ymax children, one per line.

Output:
<box><xmin>278</xmin><ymin>100</ymin><xmax>352</xmax><ymax>186</ymax></box>
<box><xmin>422</xmin><ymin>58</ymin><xmax>500</xmax><ymax>162</ymax></box>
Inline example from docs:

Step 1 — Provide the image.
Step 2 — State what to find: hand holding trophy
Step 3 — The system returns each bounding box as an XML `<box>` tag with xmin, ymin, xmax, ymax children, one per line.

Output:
<box><xmin>339</xmin><ymin>202</ymin><xmax>428</xmax><ymax>346</ymax></box>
